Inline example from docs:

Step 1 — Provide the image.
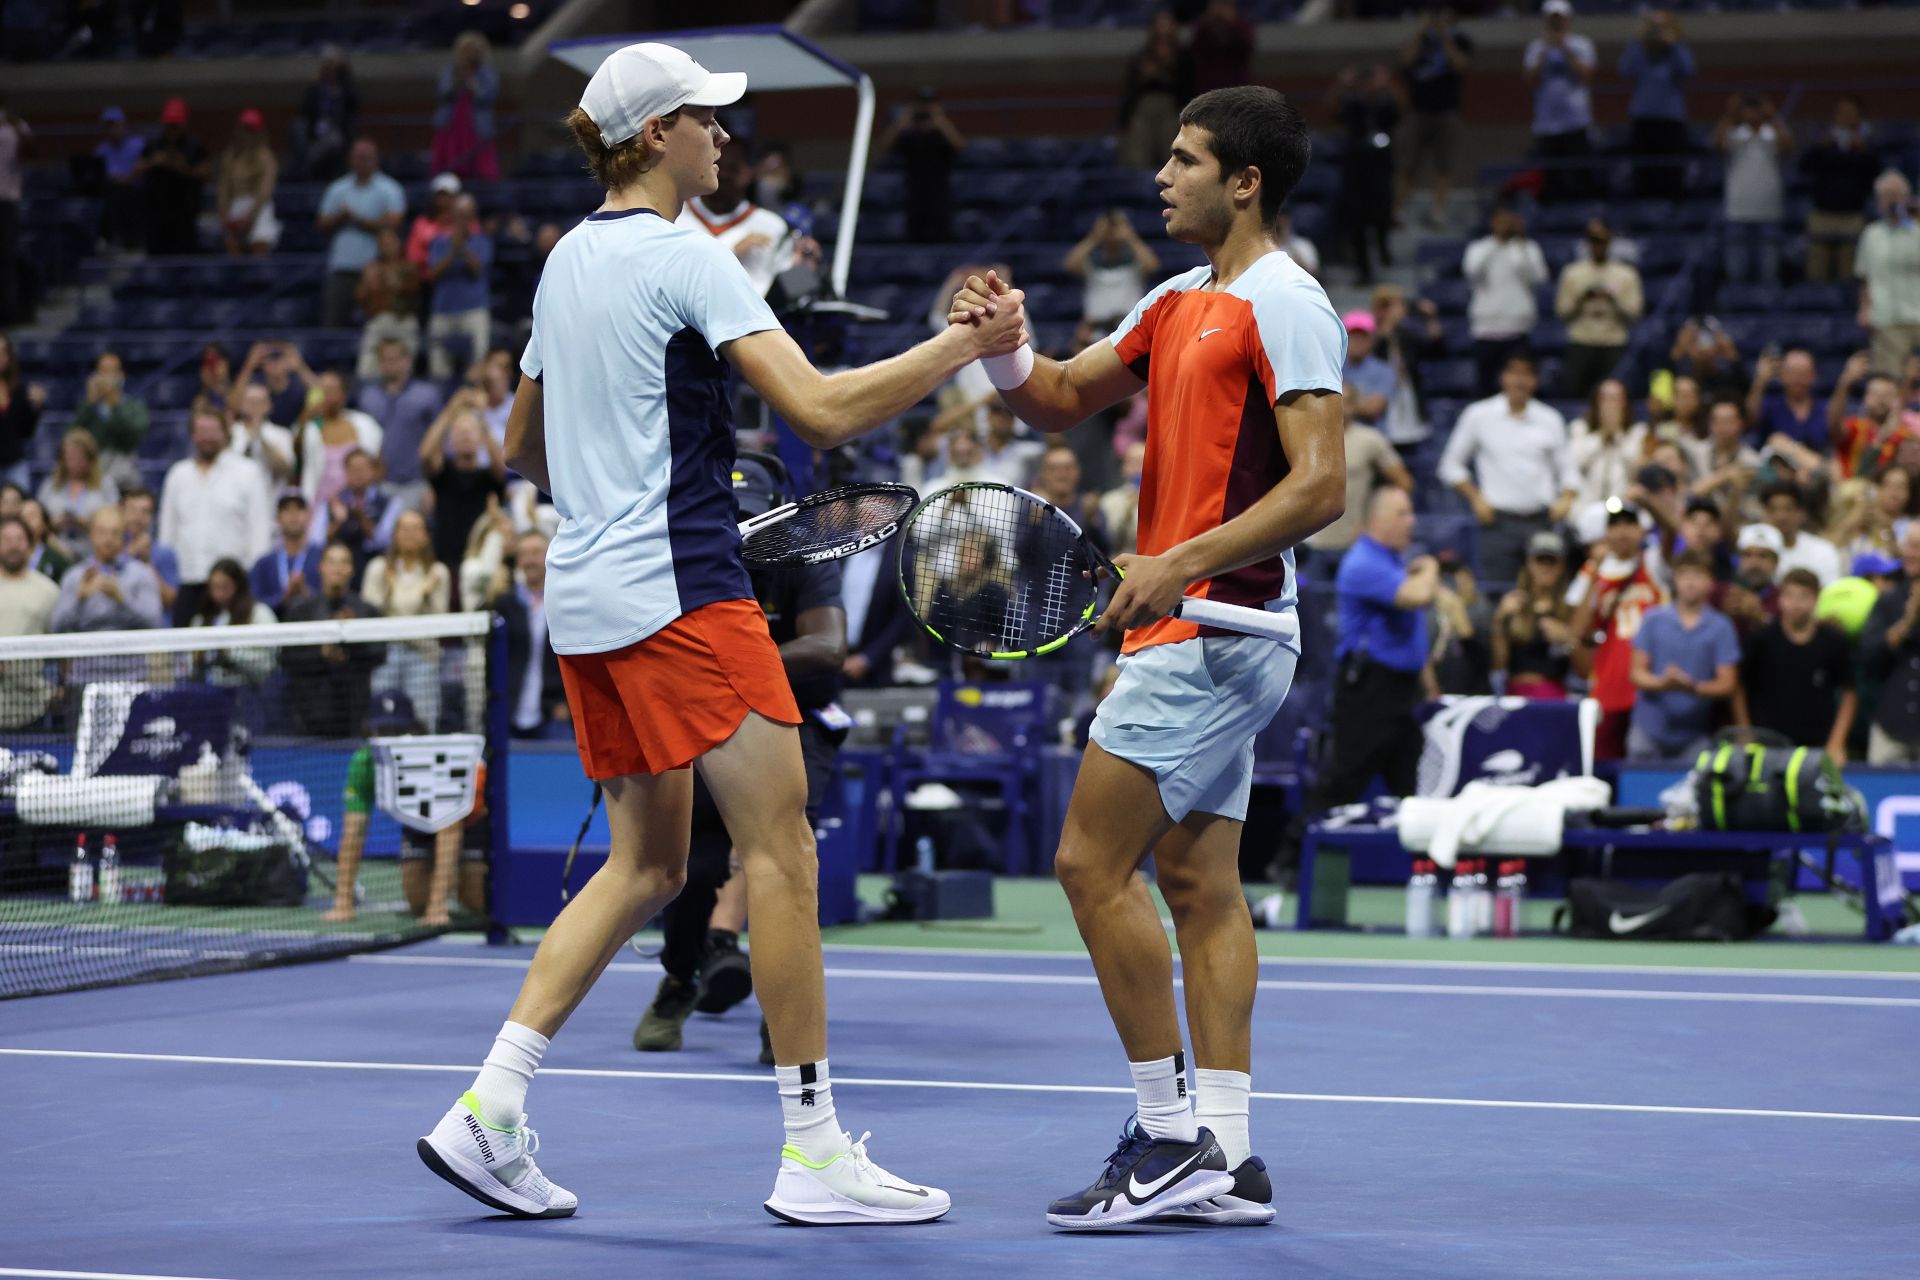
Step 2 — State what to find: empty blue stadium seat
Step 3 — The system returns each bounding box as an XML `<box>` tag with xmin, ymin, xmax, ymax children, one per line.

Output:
<box><xmin>1419</xmin><ymin>359</ymin><xmax>1479</xmax><ymax>400</ymax></box>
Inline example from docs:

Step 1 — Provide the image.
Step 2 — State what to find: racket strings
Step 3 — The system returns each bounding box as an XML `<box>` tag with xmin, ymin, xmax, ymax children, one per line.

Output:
<box><xmin>740</xmin><ymin>486</ymin><xmax>917</xmax><ymax>565</ymax></box>
<box><xmin>903</xmin><ymin>488</ymin><xmax>1096</xmax><ymax>654</ymax></box>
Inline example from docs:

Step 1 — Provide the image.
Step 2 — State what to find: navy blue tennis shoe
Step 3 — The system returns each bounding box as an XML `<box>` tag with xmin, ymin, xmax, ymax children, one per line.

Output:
<box><xmin>1045</xmin><ymin>1116</ymin><xmax>1233</xmax><ymax>1230</ymax></box>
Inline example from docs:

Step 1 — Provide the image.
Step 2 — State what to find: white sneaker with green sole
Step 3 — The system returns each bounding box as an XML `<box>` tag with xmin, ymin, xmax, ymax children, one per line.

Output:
<box><xmin>764</xmin><ymin>1130</ymin><xmax>951</xmax><ymax>1225</ymax></box>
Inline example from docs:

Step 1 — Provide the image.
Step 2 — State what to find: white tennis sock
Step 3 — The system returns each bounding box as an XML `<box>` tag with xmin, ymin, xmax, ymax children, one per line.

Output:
<box><xmin>1130</xmin><ymin>1051</ymin><xmax>1198</xmax><ymax>1142</ymax></box>
<box><xmin>776</xmin><ymin>1060</ymin><xmax>846</xmax><ymax>1163</ymax></box>
<box><xmin>1195</xmin><ymin>1068</ymin><xmax>1252</xmax><ymax>1167</ymax></box>
<box><xmin>470</xmin><ymin>1020</ymin><xmax>547</xmax><ymax>1130</ymax></box>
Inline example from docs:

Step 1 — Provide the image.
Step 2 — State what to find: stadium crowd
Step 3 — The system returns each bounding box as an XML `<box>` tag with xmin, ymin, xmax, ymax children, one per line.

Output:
<box><xmin>1</xmin><ymin>5</ymin><xmax>1919</xmax><ymax>782</ymax></box>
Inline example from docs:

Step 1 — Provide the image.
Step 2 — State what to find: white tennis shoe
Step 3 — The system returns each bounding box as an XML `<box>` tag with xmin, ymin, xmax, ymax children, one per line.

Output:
<box><xmin>417</xmin><ymin>1091</ymin><xmax>578</xmax><ymax>1219</ymax></box>
<box><xmin>764</xmin><ymin>1130</ymin><xmax>952</xmax><ymax>1225</ymax></box>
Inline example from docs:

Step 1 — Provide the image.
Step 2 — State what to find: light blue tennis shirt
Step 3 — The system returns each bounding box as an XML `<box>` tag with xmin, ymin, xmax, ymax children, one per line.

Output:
<box><xmin>521</xmin><ymin>207</ymin><xmax>781</xmax><ymax>655</ymax></box>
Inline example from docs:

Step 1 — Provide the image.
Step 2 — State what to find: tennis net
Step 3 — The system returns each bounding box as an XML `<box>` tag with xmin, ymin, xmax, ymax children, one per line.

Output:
<box><xmin>0</xmin><ymin>612</ymin><xmax>503</xmax><ymax>998</ymax></box>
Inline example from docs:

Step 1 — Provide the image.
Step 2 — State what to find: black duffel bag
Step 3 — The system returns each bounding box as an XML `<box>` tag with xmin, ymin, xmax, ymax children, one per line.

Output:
<box><xmin>1557</xmin><ymin>873</ymin><xmax>1777</xmax><ymax>941</ymax></box>
<box><xmin>163</xmin><ymin>828</ymin><xmax>309</xmax><ymax>907</ymax></box>
<box><xmin>1692</xmin><ymin>730</ymin><xmax>1863</xmax><ymax>835</ymax></box>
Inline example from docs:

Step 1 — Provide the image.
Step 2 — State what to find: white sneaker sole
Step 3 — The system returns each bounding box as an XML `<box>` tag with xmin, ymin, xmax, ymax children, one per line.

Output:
<box><xmin>763</xmin><ymin>1193</ymin><xmax>952</xmax><ymax>1226</ymax></box>
<box><xmin>1150</xmin><ymin>1194</ymin><xmax>1277</xmax><ymax>1226</ymax></box>
<box><xmin>416</xmin><ymin>1134</ymin><xmax>576</xmax><ymax>1219</ymax></box>
<box><xmin>1045</xmin><ymin>1168</ymin><xmax>1235</xmax><ymax>1231</ymax></box>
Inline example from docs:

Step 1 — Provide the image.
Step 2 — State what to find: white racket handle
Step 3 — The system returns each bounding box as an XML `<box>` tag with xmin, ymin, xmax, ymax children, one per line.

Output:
<box><xmin>1172</xmin><ymin>597</ymin><xmax>1302</xmax><ymax>649</ymax></box>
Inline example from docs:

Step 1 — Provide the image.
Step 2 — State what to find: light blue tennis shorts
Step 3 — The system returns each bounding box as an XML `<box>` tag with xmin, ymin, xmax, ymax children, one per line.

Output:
<box><xmin>1090</xmin><ymin>631</ymin><xmax>1300</xmax><ymax>823</ymax></box>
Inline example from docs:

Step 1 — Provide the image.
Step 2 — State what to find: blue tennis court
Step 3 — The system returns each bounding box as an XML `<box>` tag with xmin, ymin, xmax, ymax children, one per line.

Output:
<box><xmin>8</xmin><ymin>938</ymin><xmax>1918</xmax><ymax>1279</ymax></box>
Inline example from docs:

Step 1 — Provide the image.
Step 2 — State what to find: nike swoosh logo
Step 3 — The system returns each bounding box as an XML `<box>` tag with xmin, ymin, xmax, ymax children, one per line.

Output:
<box><xmin>1127</xmin><ymin>1151</ymin><xmax>1203</xmax><ymax>1203</ymax></box>
<box><xmin>1198</xmin><ymin>327</ymin><xmax>1224</xmax><ymax>341</ymax></box>
<box><xmin>1609</xmin><ymin>906</ymin><xmax>1671</xmax><ymax>933</ymax></box>
<box><xmin>881</xmin><ymin>1184</ymin><xmax>930</xmax><ymax>1197</ymax></box>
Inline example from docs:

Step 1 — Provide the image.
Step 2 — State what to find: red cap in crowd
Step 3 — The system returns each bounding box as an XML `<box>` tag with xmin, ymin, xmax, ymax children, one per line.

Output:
<box><xmin>238</xmin><ymin>108</ymin><xmax>265</xmax><ymax>131</ymax></box>
<box><xmin>161</xmin><ymin>98</ymin><xmax>190</xmax><ymax>126</ymax></box>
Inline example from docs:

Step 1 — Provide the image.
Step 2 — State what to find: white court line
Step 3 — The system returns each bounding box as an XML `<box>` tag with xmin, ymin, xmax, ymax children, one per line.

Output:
<box><xmin>348</xmin><ymin>954</ymin><xmax>1920</xmax><ymax>1009</ymax></box>
<box><xmin>4</xmin><ymin>1048</ymin><xmax>1917</xmax><ymax>1125</ymax></box>
<box><xmin>0</xmin><ymin>1271</ymin><xmax>233</xmax><ymax>1280</ymax></box>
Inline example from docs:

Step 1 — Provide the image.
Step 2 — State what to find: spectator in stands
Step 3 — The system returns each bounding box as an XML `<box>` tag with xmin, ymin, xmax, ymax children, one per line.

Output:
<box><xmin>1341</xmin><ymin>309</ymin><xmax>1397</xmax><ymax>431</ymax></box>
<box><xmin>354</xmin><ymin>229</ymin><xmax>421</xmax><ymax>378</ymax></box>
<box><xmin>458</xmin><ymin>494</ymin><xmax>515</xmax><ymax>608</ymax></box>
<box><xmin>1667</xmin><ymin>317</ymin><xmax>1745</xmax><ymax>402</ymax></box>
<box><xmin>1428</xmin><ymin>552</ymin><xmax>1491</xmax><ymax>696</ymax></box>
<box><xmin>1116</xmin><ymin>10</ymin><xmax>1190</xmax><ymax>171</ymax></box>
<box><xmin>1556</xmin><ymin>217</ymin><xmax>1643</xmax><ymax>398</ymax></box>
<box><xmin>194</xmin><ymin>342</ymin><xmax>233</xmax><ymax>417</ymax></box>
<box><xmin>296</xmin><ymin>46</ymin><xmax>357</xmax><ymax>182</ymax></box>
<box><xmin>137</xmin><ymin>97</ymin><xmax>210</xmax><ymax>256</ymax></box>
<box><xmin>0</xmin><ymin>94</ymin><xmax>25</xmax><ymax>327</ymax></box>
<box><xmin>298</xmin><ymin>369</ymin><xmax>383</xmax><ymax>516</ymax></box>
<box><xmin>1030</xmin><ymin>443</ymin><xmax>1107</xmax><ymax>552</ymax></box>
<box><xmin>1627</xmin><ymin>549</ymin><xmax>1739</xmax><ymax>761</ymax></box>
<box><xmin>408</xmin><ymin>174</ymin><xmax>461</xmax><ymax>271</ymax></box>
<box><xmin>0</xmin><ymin>333</ymin><xmax>44</xmax><ymax>489</ymax></box>
<box><xmin>228</xmin><ymin>383</ymin><xmax>295</xmax><ymax>489</ymax></box>
<box><xmin>1066</xmin><ymin>211</ymin><xmax>1159</xmax><ymax>329</ymax></box>
<box><xmin>1331</xmin><ymin>63</ymin><xmax>1400</xmax><ymax>285</ymax></box>
<box><xmin>355</xmin><ymin>338</ymin><xmax>438</xmax><ymax>499</ymax></box>
<box><xmin>1523</xmin><ymin>0</ymin><xmax>1596</xmax><ymax>204</ymax></box>
<box><xmin>473</xmin><ymin>350</ymin><xmax>515</xmax><ymax>446</ymax></box>
<box><xmin>364</xmin><ymin>508</ymin><xmax>450</xmax><ymax>725</ymax></box>
<box><xmin>981</xmin><ymin>401</ymin><xmax>1044</xmax><ymax>487</ymax></box>
<box><xmin>50</xmin><ymin>505</ymin><xmax>164</xmax><ymax>633</ymax></box>
<box><xmin>755</xmin><ymin>143</ymin><xmax>802</xmax><ymax>210</ymax></box>
<box><xmin>1440</xmin><ymin>354</ymin><xmax>1578</xmax><ymax>582</ymax></box>
<box><xmin>881</xmin><ymin>89</ymin><xmax>965</xmax><ymax>243</ymax></box>
<box><xmin>432</xmin><ymin>32</ymin><xmax>501</xmax><ymax>183</ymax></box>
<box><xmin>158</xmin><ymin>408</ymin><xmax>272</xmax><ymax>622</ymax></box>
<box><xmin>119</xmin><ymin>484</ymin><xmax>178</xmax><ymax>613</ymax></box>
<box><xmin>1830</xmin><ymin>464</ymin><xmax>1913</xmax><ymax>562</ymax></box>
<box><xmin>1858</xmin><ymin>522</ymin><xmax>1920</xmax><ymax>762</ymax></box>
<box><xmin>1618</xmin><ymin>9</ymin><xmax>1693</xmax><ymax>201</ymax></box>
<box><xmin>1370</xmin><ymin>284</ymin><xmax>1441</xmax><ymax>446</ymax></box>
<box><xmin>94</xmin><ymin>106</ymin><xmax>144</xmax><ymax>253</ymax></box>
<box><xmin>1679</xmin><ymin>495</ymin><xmax>1734</xmax><ymax>580</ymax></box>
<box><xmin>420</xmin><ymin>405</ymin><xmax>505</xmax><ymax>572</ymax></box>
<box><xmin>1683</xmin><ymin>398</ymin><xmax>1759</xmax><ymax>510</ymax></box>
<box><xmin>1569</xmin><ymin>501</ymin><xmax>1670</xmax><ymax>760</ymax></box>
<box><xmin>17</xmin><ymin>497</ymin><xmax>71</xmax><ymax>581</ymax></box>
<box><xmin>1305</xmin><ymin>399</ymin><xmax>1412</xmax><ymax>566</ymax></box>
<box><xmin>1762</xmin><ymin>479</ymin><xmax>1844</xmax><ymax>586</ymax></box>
<box><xmin>235</xmin><ymin>340</ymin><xmax>314</xmax><ymax>429</ymax></box>
<box><xmin>1570</xmin><ymin>378</ymin><xmax>1649</xmax><ymax>507</ymax></box>
<box><xmin>678</xmin><ymin>141</ymin><xmax>802</xmax><ymax>299</ymax></box>
<box><xmin>1274</xmin><ymin>209</ymin><xmax>1320</xmax><ymax>279</ymax></box>
<box><xmin>1099</xmin><ymin>440</ymin><xmax>1146</xmax><ymax>559</ymax></box>
<box><xmin>1716</xmin><ymin>94</ymin><xmax>1791</xmax><ymax>288</ymax></box>
<box><xmin>0</xmin><ymin>513</ymin><xmax>57</xmax><ymax>725</ymax></box>
<box><xmin>1463</xmin><ymin>206</ymin><xmax>1548</xmax><ymax>396</ymax></box>
<box><xmin>1492</xmin><ymin>531</ymin><xmax>1574</xmax><ymax>698</ymax></box>
<box><xmin>72</xmin><ymin>352</ymin><xmax>146</xmax><ymax>488</ymax></box>
<box><xmin>326</xmin><ymin>447</ymin><xmax>397</xmax><ymax>565</ymax></box>
<box><xmin>1832</xmin><ymin>361</ymin><xmax>1920</xmax><ymax>480</ymax></box>
<box><xmin>319</xmin><ymin>138</ymin><xmax>406</xmax><ymax>329</ymax></box>
<box><xmin>1726</xmin><ymin>522</ymin><xmax>1783</xmax><ymax>630</ymax></box>
<box><xmin>188</xmin><ymin>558</ymin><xmax>278</xmax><ymax>692</ymax></box>
<box><xmin>279</xmin><ymin>540</ymin><xmax>384</xmax><ymax>737</ymax></box>
<box><xmin>1858</xmin><ymin>170</ymin><xmax>1920</xmax><ymax>380</ymax></box>
<box><xmin>424</xmin><ymin>193</ymin><xmax>494</xmax><ymax>379</ymax></box>
<box><xmin>496</xmin><ymin>529</ymin><xmax>566</xmax><ymax>739</ymax></box>
<box><xmin>1801</xmin><ymin>99</ymin><xmax>1881</xmax><ymax>285</ymax></box>
<box><xmin>216</xmin><ymin>108</ymin><xmax>279</xmax><ymax>258</ymax></box>
<box><xmin>252</xmin><ymin>492</ymin><xmax>322</xmax><ymax>611</ymax></box>
<box><xmin>1189</xmin><ymin>0</ymin><xmax>1253</xmax><ymax>95</ymax></box>
<box><xmin>38</xmin><ymin>427</ymin><xmax>119</xmax><ymax>543</ymax></box>
<box><xmin>1746</xmin><ymin>347</ymin><xmax>1826</xmax><ymax>454</ymax></box>
<box><xmin>1736</xmin><ymin>567</ymin><xmax>1856</xmax><ymax>761</ymax></box>
<box><xmin>1398</xmin><ymin>7</ymin><xmax>1471</xmax><ymax>229</ymax></box>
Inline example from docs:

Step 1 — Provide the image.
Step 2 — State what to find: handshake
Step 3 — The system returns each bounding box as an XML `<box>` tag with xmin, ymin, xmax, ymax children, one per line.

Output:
<box><xmin>945</xmin><ymin>268</ymin><xmax>1032</xmax><ymax>359</ymax></box>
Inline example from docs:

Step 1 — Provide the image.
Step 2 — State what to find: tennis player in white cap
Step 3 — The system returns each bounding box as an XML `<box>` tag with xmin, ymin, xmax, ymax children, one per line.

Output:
<box><xmin>414</xmin><ymin>41</ymin><xmax>1026</xmax><ymax>1226</ymax></box>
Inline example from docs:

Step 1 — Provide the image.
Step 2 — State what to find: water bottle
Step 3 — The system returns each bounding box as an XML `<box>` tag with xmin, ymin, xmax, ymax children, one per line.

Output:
<box><xmin>69</xmin><ymin>832</ymin><xmax>93</xmax><ymax>904</ymax></box>
<box><xmin>1405</xmin><ymin>859</ymin><xmax>1436</xmax><ymax>938</ymax></box>
<box><xmin>1492</xmin><ymin>862</ymin><xmax>1514</xmax><ymax>937</ymax></box>
<box><xmin>914</xmin><ymin>834</ymin><xmax>937</xmax><ymax>876</ymax></box>
<box><xmin>1471</xmin><ymin>859</ymin><xmax>1494</xmax><ymax>936</ymax></box>
<box><xmin>98</xmin><ymin>833</ymin><xmax>121</xmax><ymax>905</ymax></box>
<box><xmin>1497</xmin><ymin>860</ymin><xmax>1527</xmax><ymax>938</ymax></box>
<box><xmin>1446</xmin><ymin>862</ymin><xmax>1474</xmax><ymax>938</ymax></box>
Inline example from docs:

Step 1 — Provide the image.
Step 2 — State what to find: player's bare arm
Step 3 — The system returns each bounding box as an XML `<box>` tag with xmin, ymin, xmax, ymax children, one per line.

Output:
<box><xmin>947</xmin><ymin>269</ymin><xmax>1144</xmax><ymax>430</ymax></box>
<box><xmin>1099</xmin><ymin>388</ymin><xmax>1346</xmax><ymax>633</ymax></box>
<box><xmin>725</xmin><ymin>296</ymin><xmax>1028</xmax><ymax>450</ymax></box>
<box><xmin>503</xmin><ymin>374</ymin><xmax>548</xmax><ymax>492</ymax></box>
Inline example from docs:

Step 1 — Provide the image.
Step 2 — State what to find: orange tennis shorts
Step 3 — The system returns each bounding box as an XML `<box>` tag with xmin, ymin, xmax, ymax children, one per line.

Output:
<box><xmin>557</xmin><ymin>598</ymin><xmax>801</xmax><ymax>780</ymax></box>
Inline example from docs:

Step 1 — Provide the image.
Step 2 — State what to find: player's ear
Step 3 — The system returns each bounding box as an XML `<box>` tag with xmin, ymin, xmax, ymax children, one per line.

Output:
<box><xmin>1235</xmin><ymin>164</ymin><xmax>1263</xmax><ymax>212</ymax></box>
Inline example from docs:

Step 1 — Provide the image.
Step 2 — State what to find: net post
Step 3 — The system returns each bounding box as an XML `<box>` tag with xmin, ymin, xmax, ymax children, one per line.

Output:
<box><xmin>485</xmin><ymin>613</ymin><xmax>512</xmax><ymax>946</ymax></box>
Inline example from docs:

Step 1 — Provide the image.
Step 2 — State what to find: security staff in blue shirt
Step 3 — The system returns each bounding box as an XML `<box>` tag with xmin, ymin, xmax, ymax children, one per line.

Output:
<box><xmin>1325</xmin><ymin>486</ymin><xmax>1442</xmax><ymax>803</ymax></box>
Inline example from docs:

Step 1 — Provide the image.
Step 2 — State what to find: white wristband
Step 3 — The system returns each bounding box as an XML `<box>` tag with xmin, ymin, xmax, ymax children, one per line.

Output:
<box><xmin>981</xmin><ymin>344</ymin><xmax>1034</xmax><ymax>391</ymax></box>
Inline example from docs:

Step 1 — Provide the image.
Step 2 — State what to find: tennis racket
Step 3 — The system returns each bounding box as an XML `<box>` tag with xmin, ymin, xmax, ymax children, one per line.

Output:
<box><xmin>896</xmin><ymin>481</ymin><xmax>1301</xmax><ymax>659</ymax></box>
<box><xmin>736</xmin><ymin>482</ymin><xmax>919</xmax><ymax>567</ymax></box>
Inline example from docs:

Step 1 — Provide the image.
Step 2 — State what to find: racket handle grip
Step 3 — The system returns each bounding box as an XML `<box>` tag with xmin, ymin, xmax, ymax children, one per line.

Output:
<box><xmin>1173</xmin><ymin>597</ymin><xmax>1302</xmax><ymax>648</ymax></box>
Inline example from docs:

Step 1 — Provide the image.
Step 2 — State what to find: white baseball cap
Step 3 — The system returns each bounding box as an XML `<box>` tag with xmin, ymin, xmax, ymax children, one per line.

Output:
<box><xmin>1542</xmin><ymin>0</ymin><xmax>1574</xmax><ymax>16</ymax></box>
<box><xmin>580</xmin><ymin>42</ymin><xmax>747</xmax><ymax>148</ymax></box>
<box><xmin>1736</xmin><ymin>523</ymin><xmax>1785</xmax><ymax>556</ymax></box>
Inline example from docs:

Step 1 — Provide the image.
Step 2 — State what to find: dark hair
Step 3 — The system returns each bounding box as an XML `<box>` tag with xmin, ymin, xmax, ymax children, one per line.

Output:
<box><xmin>1708</xmin><ymin>396</ymin><xmax>1747</xmax><ymax>424</ymax></box>
<box><xmin>1684</xmin><ymin>495</ymin><xmax>1721</xmax><ymax>520</ymax></box>
<box><xmin>1177</xmin><ymin>86</ymin><xmax>1311</xmax><ymax>222</ymax></box>
<box><xmin>1760</xmin><ymin>479</ymin><xmax>1804</xmax><ymax>510</ymax></box>
<box><xmin>276</xmin><ymin>492</ymin><xmax>309</xmax><ymax>512</ymax></box>
<box><xmin>0</xmin><ymin>333</ymin><xmax>16</xmax><ymax>395</ymax></box>
<box><xmin>1672</xmin><ymin>548</ymin><xmax>1714</xmax><ymax>575</ymax></box>
<box><xmin>1503</xmin><ymin>353</ymin><xmax>1538</xmax><ymax>376</ymax></box>
<box><xmin>1780</xmin><ymin>567</ymin><xmax>1822</xmax><ymax>594</ymax></box>
<box><xmin>120</xmin><ymin>485</ymin><xmax>154</xmax><ymax>507</ymax></box>
<box><xmin>197</xmin><ymin>557</ymin><xmax>257</xmax><ymax>624</ymax></box>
